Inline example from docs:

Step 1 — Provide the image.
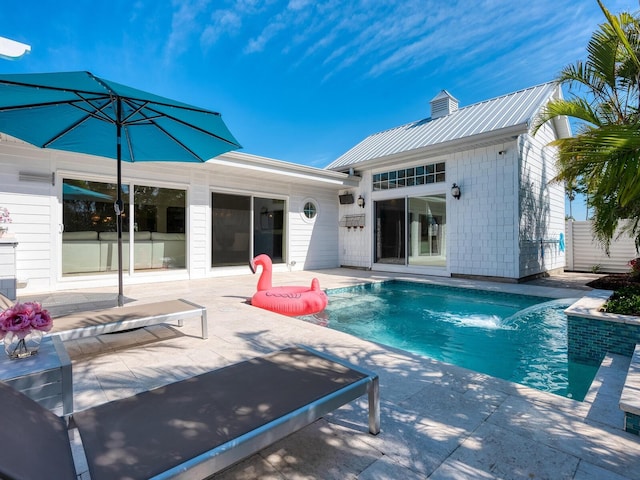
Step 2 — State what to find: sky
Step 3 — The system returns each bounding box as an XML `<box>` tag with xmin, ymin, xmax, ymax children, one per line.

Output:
<box><xmin>0</xmin><ymin>0</ymin><xmax>636</xmax><ymax>220</ymax></box>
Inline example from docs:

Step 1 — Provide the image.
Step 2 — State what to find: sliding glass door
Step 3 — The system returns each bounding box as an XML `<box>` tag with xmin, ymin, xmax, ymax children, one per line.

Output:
<box><xmin>375</xmin><ymin>198</ymin><xmax>405</xmax><ymax>264</ymax></box>
<box><xmin>62</xmin><ymin>179</ymin><xmax>186</xmax><ymax>276</ymax></box>
<box><xmin>408</xmin><ymin>195</ymin><xmax>446</xmax><ymax>266</ymax></box>
<box><xmin>374</xmin><ymin>194</ymin><xmax>446</xmax><ymax>267</ymax></box>
<box><xmin>211</xmin><ymin>192</ymin><xmax>286</xmax><ymax>267</ymax></box>
<box><xmin>211</xmin><ymin>193</ymin><xmax>251</xmax><ymax>267</ymax></box>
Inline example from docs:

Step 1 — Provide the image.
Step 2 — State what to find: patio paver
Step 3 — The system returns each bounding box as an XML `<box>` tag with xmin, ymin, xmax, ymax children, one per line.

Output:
<box><xmin>18</xmin><ymin>269</ymin><xmax>640</xmax><ymax>479</ymax></box>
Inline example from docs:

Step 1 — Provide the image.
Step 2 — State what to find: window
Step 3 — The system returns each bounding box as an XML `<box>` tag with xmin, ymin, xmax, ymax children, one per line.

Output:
<box><xmin>211</xmin><ymin>193</ymin><xmax>286</xmax><ymax>267</ymax></box>
<box><xmin>374</xmin><ymin>198</ymin><xmax>406</xmax><ymax>264</ymax></box>
<box><xmin>408</xmin><ymin>195</ymin><xmax>446</xmax><ymax>266</ymax></box>
<box><xmin>211</xmin><ymin>193</ymin><xmax>251</xmax><ymax>267</ymax></box>
<box><xmin>374</xmin><ymin>194</ymin><xmax>447</xmax><ymax>267</ymax></box>
<box><xmin>62</xmin><ymin>179</ymin><xmax>123</xmax><ymax>276</ymax></box>
<box><xmin>61</xmin><ymin>179</ymin><xmax>186</xmax><ymax>276</ymax></box>
<box><xmin>303</xmin><ymin>201</ymin><xmax>317</xmax><ymax>220</ymax></box>
<box><xmin>373</xmin><ymin>162</ymin><xmax>446</xmax><ymax>191</ymax></box>
<box><xmin>254</xmin><ymin>197</ymin><xmax>285</xmax><ymax>263</ymax></box>
<box><xmin>132</xmin><ymin>185</ymin><xmax>186</xmax><ymax>270</ymax></box>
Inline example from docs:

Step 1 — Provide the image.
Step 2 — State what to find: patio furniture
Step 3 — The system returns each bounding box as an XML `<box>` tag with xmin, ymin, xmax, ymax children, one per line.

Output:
<box><xmin>50</xmin><ymin>298</ymin><xmax>208</xmax><ymax>340</ymax></box>
<box><xmin>61</xmin><ymin>231</ymin><xmax>186</xmax><ymax>274</ymax></box>
<box><xmin>0</xmin><ymin>291</ymin><xmax>11</xmax><ymax>309</ymax></box>
<box><xmin>0</xmin><ymin>335</ymin><xmax>73</xmax><ymax>415</ymax></box>
<box><xmin>0</xmin><ymin>346</ymin><xmax>380</xmax><ymax>480</ymax></box>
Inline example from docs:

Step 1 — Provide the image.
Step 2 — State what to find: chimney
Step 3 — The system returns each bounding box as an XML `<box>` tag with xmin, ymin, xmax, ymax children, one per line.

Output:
<box><xmin>430</xmin><ymin>90</ymin><xmax>458</xmax><ymax>119</ymax></box>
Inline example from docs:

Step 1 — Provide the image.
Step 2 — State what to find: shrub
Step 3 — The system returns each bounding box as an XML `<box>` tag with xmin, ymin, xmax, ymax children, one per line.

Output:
<box><xmin>603</xmin><ymin>286</ymin><xmax>640</xmax><ymax>316</ymax></box>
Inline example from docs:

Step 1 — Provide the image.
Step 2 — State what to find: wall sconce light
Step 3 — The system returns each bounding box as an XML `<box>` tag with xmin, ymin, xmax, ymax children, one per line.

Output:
<box><xmin>357</xmin><ymin>195</ymin><xmax>365</xmax><ymax>208</ymax></box>
<box><xmin>451</xmin><ymin>183</ymin><xmax>461</xmax><ymax>200</ymax></box>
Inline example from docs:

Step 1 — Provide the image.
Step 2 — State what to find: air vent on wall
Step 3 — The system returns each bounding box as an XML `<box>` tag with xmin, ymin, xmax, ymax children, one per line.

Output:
<box><xmin>338</xmin><ymin>193</ymin><xmax>354</xmax><ymax>205</ymax></box>
<box><xmin>19</xmin><ymin>171</ymin><xmax>55</xmax><ymax>185</ymax></box>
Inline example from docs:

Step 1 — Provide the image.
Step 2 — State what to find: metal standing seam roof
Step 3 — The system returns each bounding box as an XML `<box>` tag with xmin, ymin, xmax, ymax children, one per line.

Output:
<box><xmin>326</xmin><ymin>82</ymin><xmax>560</xmax><ymax>171</ymax></box>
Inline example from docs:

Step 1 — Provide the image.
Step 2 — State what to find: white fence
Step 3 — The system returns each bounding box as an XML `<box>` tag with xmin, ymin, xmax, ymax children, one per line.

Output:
<box><xmin>565</xmin><ymin>221</ymin><xmax>638</xmax><ymax>273</ymax></box>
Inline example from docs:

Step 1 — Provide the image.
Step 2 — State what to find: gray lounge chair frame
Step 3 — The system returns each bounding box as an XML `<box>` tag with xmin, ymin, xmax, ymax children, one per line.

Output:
<box><xmin>0</xmin><ymin>346</ymin><xmax>379</xmax><ymax>480</ymax></box>
<box><xmin>49</xmin><ymin>298</ymin><xmax>208</xmax><ymax>340</ymax></box>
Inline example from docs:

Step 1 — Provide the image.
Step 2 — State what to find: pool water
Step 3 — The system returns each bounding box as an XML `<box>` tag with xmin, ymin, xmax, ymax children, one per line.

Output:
<box><xmin>301</xmin><ymin>281</ymin><xmax>598</xmax><ymax>401</ymax></box>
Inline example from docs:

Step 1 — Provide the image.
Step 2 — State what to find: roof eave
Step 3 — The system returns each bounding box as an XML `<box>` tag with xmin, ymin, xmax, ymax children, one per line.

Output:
<box><xmin>213</xmin><ymin>150</ymin><xmax>360</xmax><ymax>187</ymax></box>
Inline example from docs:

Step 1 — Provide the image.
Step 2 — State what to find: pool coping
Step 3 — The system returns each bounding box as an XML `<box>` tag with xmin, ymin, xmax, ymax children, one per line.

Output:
<box><xmin>565</xmin><ymin>288</ymin><xmax>640</xmax><ymax>326</ymax></box>
<box><xmin>564</xmin><ymin>289</ymin><xmax>640</xmax><ymax>432</ymax></box>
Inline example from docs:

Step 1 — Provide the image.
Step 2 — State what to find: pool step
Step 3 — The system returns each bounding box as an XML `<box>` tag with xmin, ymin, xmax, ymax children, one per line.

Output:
<box><xmin>620</xmin><ymin>345</ymin><xmax>640</xmax><ymax>434</ymax></box>
<box><xmin>583</xmin><ymin>352</ymin><xmax>629</xmax><ymax>430</ymax></box>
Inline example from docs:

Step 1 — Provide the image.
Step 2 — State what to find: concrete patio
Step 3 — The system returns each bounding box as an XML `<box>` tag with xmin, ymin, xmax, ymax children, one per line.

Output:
<box><xmin>20</xmin><ymin>270</ymin><xmax>640</xmax><ymax>479</ymax></box>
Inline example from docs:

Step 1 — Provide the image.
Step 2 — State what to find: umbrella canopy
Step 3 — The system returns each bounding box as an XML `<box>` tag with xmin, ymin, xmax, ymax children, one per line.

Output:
<box><xmin>0</xmin><ymin>71</ymin><xmax>241</xmax><ymax>305</ymax></box>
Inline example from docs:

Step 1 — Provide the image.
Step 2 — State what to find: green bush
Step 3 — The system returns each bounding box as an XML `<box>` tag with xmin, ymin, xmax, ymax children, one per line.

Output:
<box><xmin>603</xmin><ymin>286</ymin><xmax>640</xmax><ymax>316</ymax></box>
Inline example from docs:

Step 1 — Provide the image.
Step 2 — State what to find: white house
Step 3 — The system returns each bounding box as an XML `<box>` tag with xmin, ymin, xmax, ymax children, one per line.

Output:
<box><xmin>0</xmin><ymin>137</ymin><xmax>356</xmax><ymax>298</ymax></box>
<box><xmin>326</xmin><ymin>82</ymin><xmax>571</xmax><ymax>281</ymax></box>
<box><xmin>0</xmin><ymin>81</ymin><xmax>570</xmax><ymax>299</ymax></box>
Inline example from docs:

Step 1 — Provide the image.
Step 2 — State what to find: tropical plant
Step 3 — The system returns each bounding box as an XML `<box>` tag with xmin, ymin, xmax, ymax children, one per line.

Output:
<box><xmin>534</xmin><ymin>0</ymin><xmax>640</xmax><ymax>252</ymax></box>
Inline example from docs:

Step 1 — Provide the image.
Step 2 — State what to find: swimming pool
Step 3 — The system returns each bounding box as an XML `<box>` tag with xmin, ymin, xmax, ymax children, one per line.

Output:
<box><xmin>301</xmin><ymin>281</ymin><xmax>598</xmax><ymax>401</ymax></box>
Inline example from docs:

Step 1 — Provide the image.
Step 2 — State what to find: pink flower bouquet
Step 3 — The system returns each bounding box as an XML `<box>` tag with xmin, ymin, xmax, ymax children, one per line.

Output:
<box><xmin>0</xmin><ymin>302</ymin><xmax>53</xmax><ymax>340</ymax></box>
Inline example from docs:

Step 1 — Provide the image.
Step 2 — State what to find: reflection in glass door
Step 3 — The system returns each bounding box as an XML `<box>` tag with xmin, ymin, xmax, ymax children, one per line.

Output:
<box><xmin>254</xmin><ymin>197</ymin><xmax>285</xmax><ymax>263</ymax></box>
<box><xmin>375</xmin><ymin>198</ymin><xmax>406</xmax><ymax>264</ymax></box>
<box><xmin>61</xmin><ymin>179</ymin><xmax>126</xmax><ymax>276</ymax></box>
<box><xmin>132</xmin><ymin>185</ymin><xmax>186</xmax><ymax>270</ymax></box>
<box><xmin>62</xmin><ymin>179</ymin><xmax>187</xmax><ymax>276</ymax></box>
<box><xmin>211</xmin><ymin>193</ymin><xmax>251</xmax><ymax>267</ymax></box>
<box><xmin>211</xmin><ymin>193</ymin><xmax>287</xmax><ymax>267</ymax></box>
<box><xmin>408</xmin><ymin>195</ymin><xmax>446</xmax><ymax>266</ymax></box>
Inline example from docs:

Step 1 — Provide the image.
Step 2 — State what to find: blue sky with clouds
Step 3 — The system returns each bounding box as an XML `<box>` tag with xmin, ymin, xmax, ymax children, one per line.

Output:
<box><xmin>0</xmin><ymin>1</ymin><xmax>635</xmax><ymax>218</ymax></box>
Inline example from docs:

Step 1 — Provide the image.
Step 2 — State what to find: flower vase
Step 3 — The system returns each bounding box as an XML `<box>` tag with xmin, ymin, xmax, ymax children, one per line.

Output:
<box><xmin>4</xmin><ymin>330</ymin><xmax>43</xmax><ymax>359</ymax></box>
<box><xmin>0</xmin><ymin>225</ymin><xmax>7</xmax><ymax>237</ymax></box>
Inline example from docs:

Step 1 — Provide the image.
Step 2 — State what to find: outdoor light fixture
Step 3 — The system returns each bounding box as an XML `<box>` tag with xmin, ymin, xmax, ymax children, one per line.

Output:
<box><xmin>451</xmin><ymin>183</ymin><xmax>461</xmax><ymax>200</ymax></box>
<box><xmin>357</xmin><ymin>195</ymin><xmax>365</xmax><ymax>208</ymax></box>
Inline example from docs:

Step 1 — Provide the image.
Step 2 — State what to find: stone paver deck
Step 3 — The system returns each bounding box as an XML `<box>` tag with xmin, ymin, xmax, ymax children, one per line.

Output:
<box><xmin>20</xmin><ymin>270</ymin><xmax>640</xmax><ymax>479</ymax></box>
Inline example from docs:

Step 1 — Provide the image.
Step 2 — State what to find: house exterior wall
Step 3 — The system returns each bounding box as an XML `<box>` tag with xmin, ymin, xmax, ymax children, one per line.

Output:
<box><xmin>518</xmin><ymin>122</ymin><xmax>565</xmax><ymax>278</ymax></box>
<box><xmin>447</xmin><ymin>143</ymin><xmax>520</xmax><ymax>278</ymax></box>
<box><xmin>339</xmin><ymin>172</ymin><xmax>371</xmax><ymax>269</ymax></box>
<box><xmin>336</xmin><ymin>133</ymin><xmax>565</xmax><ymax>281</ymax></box>
<box><xmin>0</xmin><ymin>139</ymin><xmax>343</xmax><ymax>295</ymax></box>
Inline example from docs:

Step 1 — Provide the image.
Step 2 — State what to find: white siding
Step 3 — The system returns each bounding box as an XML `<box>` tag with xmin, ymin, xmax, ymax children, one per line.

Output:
<box><xmin>339</xmin><ymin>171</ymin><xmax>370</xmax><ymax>269</ymax></box>
<box><xmin>447</xmin><ymin>143</ymin><xmax>520</xmax><ymax>278</ymax></box>
<box><xmin>0</xmin><ymin>140</ymin><xmax>345</xmax><ymax>295</ymax></box>
<box><xmin>518</xmin><ymin>123</ymin><xmax>565</xmax><ymax>278</ymax></box>
<box><xmin>566</xmin><ymin>221</ymin><xmax>637</xmax><ymax>273</ymax></box>
<box><xmin>288</xmin><ymin>187</ymin><xmax>339</xmax><ymax>270</ymax></box>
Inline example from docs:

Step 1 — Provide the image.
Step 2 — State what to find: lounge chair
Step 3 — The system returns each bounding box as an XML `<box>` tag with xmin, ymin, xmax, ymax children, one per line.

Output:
<box><xmin>49</xmin><ymin>298</ymin><xmax>208</xmax><ymax>340</ymax></box>
<box><xmin>0</xmin><ymin>346</ymin><xmax>380</xmax><ymax>480</ymax></box>
<box><xmin>0</xmin><ymin>293</ymin><xmax>208</xmax><ymax>340</ymax></box>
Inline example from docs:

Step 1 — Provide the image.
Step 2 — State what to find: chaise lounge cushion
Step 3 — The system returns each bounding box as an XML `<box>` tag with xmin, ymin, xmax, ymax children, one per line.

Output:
<box><xmin>0</xmin><ymin>346</ymin><xmax>378</xmax><ymax>480</ymax></box>
<box><xmin>74</xmin><ymin>347</ymin><xmax>369</xmax><ymax>480</ymax></box>
<box><xmin>0</xmin><ymin>381</ymin><xmax>76</xmax><ymax>479</ymax></box>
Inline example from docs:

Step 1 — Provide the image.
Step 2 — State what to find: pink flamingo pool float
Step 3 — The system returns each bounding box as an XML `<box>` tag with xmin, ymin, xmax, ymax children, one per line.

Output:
<box><xmin>249</xmin><ymin>254</ymin><xmax>328</xmax><ymax>316</ymax></box>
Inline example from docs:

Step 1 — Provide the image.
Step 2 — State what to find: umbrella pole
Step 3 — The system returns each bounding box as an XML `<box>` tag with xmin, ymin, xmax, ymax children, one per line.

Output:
<box><xmin>116</xmin><ymin>98</ymin><xmax>124</xmax><ymax>307</ymax></box>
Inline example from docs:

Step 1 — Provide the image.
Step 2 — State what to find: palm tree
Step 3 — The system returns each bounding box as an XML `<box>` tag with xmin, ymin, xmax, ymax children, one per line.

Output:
<box><xmin>534</xmin><ymin>0</ymin><xmax>640</xmax><ymax>251</ymax></box>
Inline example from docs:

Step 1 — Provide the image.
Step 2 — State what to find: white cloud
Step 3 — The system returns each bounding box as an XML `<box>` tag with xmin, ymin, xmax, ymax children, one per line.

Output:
<box><xmin>167</xmin><ymin>0</ymin><xmax>628</xmax><ymax>86</ymax></box>
<box><xmin>201</xmin><ymin>9</ymin><xmax>242</xmax><ymax>47</ymax></box>
<box><xmin>164</xmin><ymin>0</ymin><xmax>211</xmax><ymax>61</ymax></box>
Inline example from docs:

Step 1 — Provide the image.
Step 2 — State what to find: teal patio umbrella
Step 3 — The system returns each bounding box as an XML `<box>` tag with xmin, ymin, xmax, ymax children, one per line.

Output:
<box><xmin>0</xmin><ymin>71</ymin><xmax>241</xmax><ymax>306</ymax></box>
